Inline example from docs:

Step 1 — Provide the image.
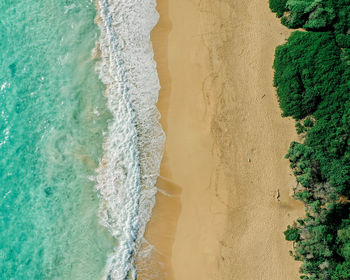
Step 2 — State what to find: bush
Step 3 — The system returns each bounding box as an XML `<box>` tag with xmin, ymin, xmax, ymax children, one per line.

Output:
<box><xmin>269</xmin><ymin>0</ymin><xmax>288</xmax><ymax>17</ymax></box>
<box><xmin>284</xmin><ymin>226</ymin><xmax>300</xmax><ymax>241</ymax></box>
<box><xmin>273</xmin><ymin>31</ymin><xmax>343</xmax><ymax>120</ymax></box>
<box><xmin>270</xmin><ymin>1</ymin><xmax>350</xmax><ymax>279</ymax></box>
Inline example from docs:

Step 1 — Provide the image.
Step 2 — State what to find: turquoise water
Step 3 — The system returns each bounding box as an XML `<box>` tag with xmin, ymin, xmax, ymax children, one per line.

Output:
<box><xmin>0</xmin><ymin>1</ymin><xmax>114</xmax><ymax>279</ymax></box>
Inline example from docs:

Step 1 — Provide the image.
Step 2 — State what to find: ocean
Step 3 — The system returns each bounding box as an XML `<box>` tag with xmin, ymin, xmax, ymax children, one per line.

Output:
<box><xmin>0</xmin><ymin>0</ymin><xmax>163</xmax><ymax>279</ymax></box>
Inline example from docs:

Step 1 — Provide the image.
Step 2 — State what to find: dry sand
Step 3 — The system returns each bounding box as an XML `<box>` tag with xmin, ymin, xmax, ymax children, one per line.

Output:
<box><xmin>138</xmin><ymin>0</ymin><xmax>305</xmax><ymax>279</ymax></box>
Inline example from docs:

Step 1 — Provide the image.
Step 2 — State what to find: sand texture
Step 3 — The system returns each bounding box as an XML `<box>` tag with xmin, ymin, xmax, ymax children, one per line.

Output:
<box><xmin>138</xmin><ymin>0</ymin><xmax>305</xmax><ymax>279</ymax></box>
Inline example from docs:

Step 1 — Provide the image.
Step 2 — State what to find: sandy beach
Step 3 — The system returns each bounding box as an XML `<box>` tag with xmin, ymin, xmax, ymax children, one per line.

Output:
<box><xmin>138</xmin><ymin>0</ymin><xmax>305</xmax><ymax>279</ymax></box>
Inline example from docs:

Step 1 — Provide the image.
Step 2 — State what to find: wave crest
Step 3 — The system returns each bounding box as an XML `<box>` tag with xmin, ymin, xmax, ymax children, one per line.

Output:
<box><xmin>94</xmin><ymin>0</ymin><xmax>164</xmax><ymax>279</ymax></box>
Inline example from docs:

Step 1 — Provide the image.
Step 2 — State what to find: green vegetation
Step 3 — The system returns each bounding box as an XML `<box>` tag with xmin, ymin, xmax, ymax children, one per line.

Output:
<box><xmin>270</xmin><ymin>0</ymin><xmax>350</xmax><ymax>279</ymax></box>
<box><xmin>269</xmin><ymin>0</ymin><xmax>288</xmax><ymax>17</ymax></box>
<box><xmin>272</xmin><ymin>0</ymin><xmax>350</xmax><ymax>36</ymax></box>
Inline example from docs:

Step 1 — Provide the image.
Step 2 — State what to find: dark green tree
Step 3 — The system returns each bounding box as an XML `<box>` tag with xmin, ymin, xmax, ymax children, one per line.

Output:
<box><xmin>270</xmin><ymin>0</ymin><xmax>350</xmax><ymax>279</ymax></box>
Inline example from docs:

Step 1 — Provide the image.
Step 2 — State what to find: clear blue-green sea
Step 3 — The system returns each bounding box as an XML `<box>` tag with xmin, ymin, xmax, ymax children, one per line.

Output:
<box><xmin>0</xmin><ymin>1</ymin><xmax>115</xmax><ymax>279</ymax></box>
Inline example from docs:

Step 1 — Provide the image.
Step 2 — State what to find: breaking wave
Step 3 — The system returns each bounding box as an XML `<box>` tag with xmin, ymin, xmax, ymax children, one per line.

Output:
<box><xmin>94</xmin><ymin>0</ymin><xmax>164</xmax><ymax>279</ymax></box>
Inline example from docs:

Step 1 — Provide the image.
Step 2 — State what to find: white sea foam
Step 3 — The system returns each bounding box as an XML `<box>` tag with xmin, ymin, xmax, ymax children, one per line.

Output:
<box><xmin>64</xmin><ymin>4</ymin><xmax>76</xmax><ymax>14</ymax></box>
<box><xmin>94</xmin><ymin>0</ymin><xmax>164</xmax><ymax>279</ymax></box>
<box><xmin>1</xmin><ymin>82</ymin><xmax>7</xmax><ymax>91</ymax></box>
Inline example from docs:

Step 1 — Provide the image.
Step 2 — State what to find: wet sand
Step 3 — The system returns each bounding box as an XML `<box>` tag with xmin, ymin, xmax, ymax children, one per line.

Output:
<box><xmin>139</xmin><ymin>0</ymin><xmax>304</xmax><ymax>279</ymax></box>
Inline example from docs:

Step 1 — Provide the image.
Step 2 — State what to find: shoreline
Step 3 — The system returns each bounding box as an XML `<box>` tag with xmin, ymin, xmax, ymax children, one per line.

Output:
<box><xmin>94</xmin><ymin>1</ymin><xmax>165</xmax><ymax>278</ymax></box>
<box><xmin>142</xmin><ymin>0</ymin><xmax>305</xmax><ymax>279</ymax></box>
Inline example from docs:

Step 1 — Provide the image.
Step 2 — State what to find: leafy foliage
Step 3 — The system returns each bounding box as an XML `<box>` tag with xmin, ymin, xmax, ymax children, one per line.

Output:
<box><xmin>270</xmin><ymin>0</ymin><xmax>350</xmax><ymax>279</ymax></box>
<box><xmin>282</xmin><ymin>0</ymin><xmax>336</xmax><ymax>30</ymax></box>
<box><xmin>269</xmin><ymin>0</ymin><xmax>288</xmax><ymax>17</ymax></box>
<box><xmin>285</xmin><ymin>225</ymin><xmax>300</xmax><ymax>241</ymax></box>
<box><xmin>270</xmin><ymin>0</ymin><xmax>350</xmax><ymax>32</ymax></box>
<box><xmin>285</xmin><ymin>204</ymin><xmax>350</xmax><ymax>280</ymax></box>
<box><xmin>273</xmin><ymin>31</ymin><xmax>343</xmax><ymax>120</ymax></box>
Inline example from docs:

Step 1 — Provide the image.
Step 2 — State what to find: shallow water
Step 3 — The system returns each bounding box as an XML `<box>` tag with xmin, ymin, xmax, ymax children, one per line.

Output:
<box><xmin>0</xmin><ymin>1</ymin><xmax>114</xmax><ymax>279</ymax></box>
<box><xmin>0</xmin><ymin>0</ymin><xmax>163</xmax><ymax>278</ymax></box>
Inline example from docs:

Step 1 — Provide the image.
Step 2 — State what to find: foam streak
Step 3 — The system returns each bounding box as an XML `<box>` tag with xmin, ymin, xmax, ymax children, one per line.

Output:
<box><xmin>95</xmin><ymin>0</ymin><xmax>164</xmax><ymax>279</ymax></box>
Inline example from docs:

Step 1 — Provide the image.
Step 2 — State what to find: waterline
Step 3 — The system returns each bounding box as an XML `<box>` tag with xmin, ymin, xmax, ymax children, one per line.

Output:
<box><xmin>94</xmin><ymin>0</ymin><xmax>164</xmax><ymax>279</ymax></box>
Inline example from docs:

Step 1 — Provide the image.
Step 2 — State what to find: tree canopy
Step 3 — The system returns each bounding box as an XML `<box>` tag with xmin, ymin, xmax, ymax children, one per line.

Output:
<box><xmin>270</xmin><ymin>0</ymin><xmax>350</xmax><ymax>279</ymax></box>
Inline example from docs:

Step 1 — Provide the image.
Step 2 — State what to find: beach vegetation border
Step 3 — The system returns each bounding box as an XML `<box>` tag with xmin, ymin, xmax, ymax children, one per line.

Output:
<box><xmin>270</xmin><ymin>1</ymin><xmax>350</xmax><ymax>279</ymax></box>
